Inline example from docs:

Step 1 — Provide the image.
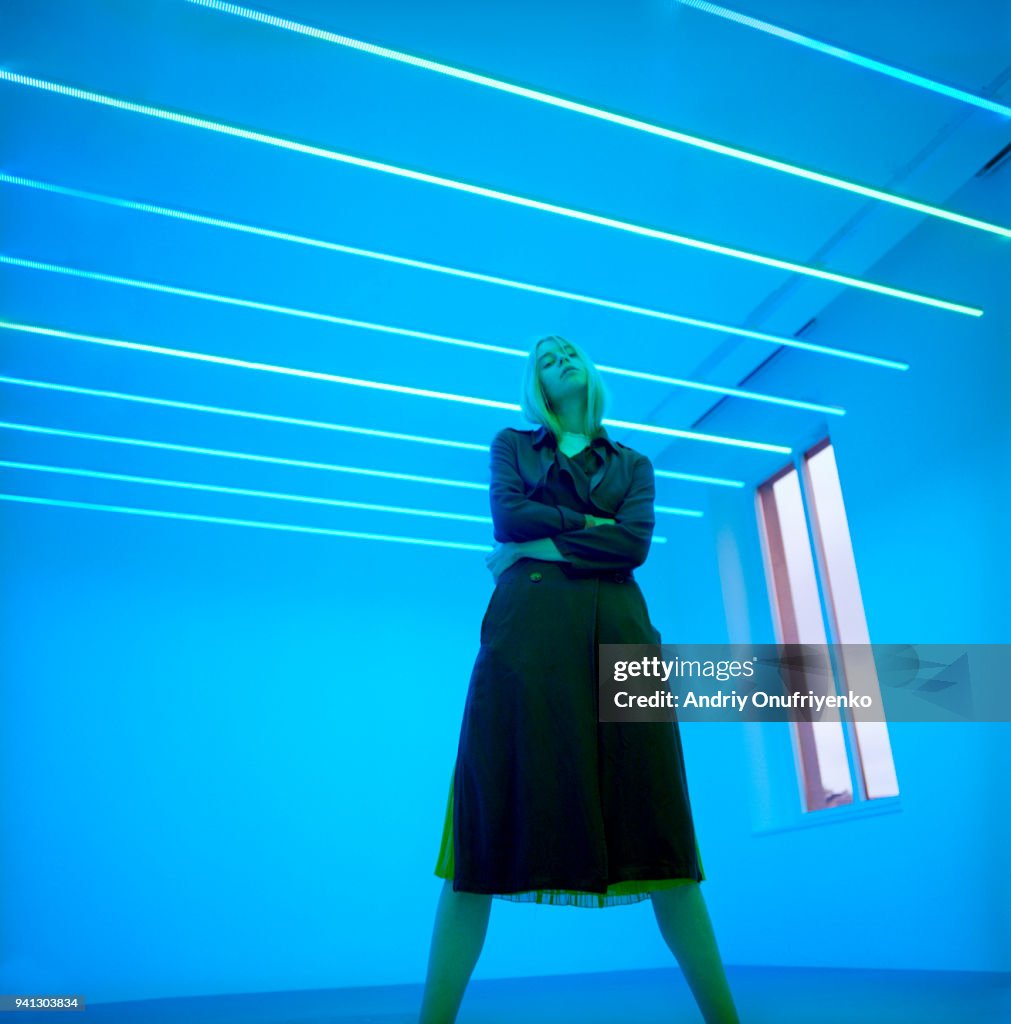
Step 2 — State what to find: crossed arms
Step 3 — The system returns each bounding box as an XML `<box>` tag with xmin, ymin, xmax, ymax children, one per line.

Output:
<box><xmin>488</xmin><ymin>429</ymin><xmax>656</xmax><ymax>572</ymax></box>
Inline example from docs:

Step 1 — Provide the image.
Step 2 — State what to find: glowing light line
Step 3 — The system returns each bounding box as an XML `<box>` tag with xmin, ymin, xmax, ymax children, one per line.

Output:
<box><xmin>0</xmin><ymin>174</ymin><xmax>906</xmax><ymax>371</ymax></box>
<box><xmin>0</xmin><ymin>319</ymin><xmax>791</xmax><ymax>453</ymax></box>
<box><xmin>187</xmin><ymin>0</ymin><xmax>1011</xmax><ymax>236</ymax></box>
<box><xmin>0</xmin><ymin>72</ymin><xmax>984</xmax><ymax>314</ymax></box>
<box><xmin>0</xmin><ymin>372</ymin><xmax>488</xmax><ymax>451</ymax></box>
<box><xmin>0</xmin><ymin>459</ymin><xmax>494</xmax><ymax>523</ymax></box>
<box><xmin>0</xmin><ymin>459</ymin><xmax>693</xmax><ymax>529</ymax></box>
<box><xmin>0</xmin><ymin>420</ymin><xmax>489</xmax><ymax>490</ymax></box>
<box><xmin>0</xmin><ymin>374</ymin><xmax>747</xmax><ymax>490</ymax></box>
<box><xmin>655</xmin><ymin>468</ymin><xmax>744</xmax><ymax>487</ymax></box>
<box><xmin>0</xmin><ymin>492</ymin><xmax>493</xmax><ymax>549</ymax></box>
<box><xmin>0</xmin><ymin>210</ymin><xmax>847</xmax><ymax>415</ymax></box>
<box><xmin>677</xmin><ymin>1</ymin><xmax>1011</xmax><ymax>119</ymax></box>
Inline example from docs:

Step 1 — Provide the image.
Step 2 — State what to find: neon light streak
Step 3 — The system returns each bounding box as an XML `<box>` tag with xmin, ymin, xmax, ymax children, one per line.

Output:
<box><xmin>677</xmin><ymin>1</ymin><xmax>1011</xmax><ymax>119</ymax></box>
<box><xmin>0</xmin><ymin>460</ymin><xmax>691</xmax><ymax>531</ymax></box>
<box><xmin>605</xmin><ymin>364</ymin><xmax>842</xmax><ymax>414</ymax></box>
<box><xmin>604</xmin><ymin>416</ymin><xmax>785</xmax><ymax>451</ymax></box>
<box><xmin>0</xmin><ymin>172</ymin><xmax>907</xmax><ymax>371</ymax></box>
<box><xmin>0</xmin><ymin>493</ymin><xmax>493</xmax><ymax>549</ymax></box>
<box><xmin>0</xmin><ymin>421</ymin><xmax>488</xmax><ymax>490</ymax></box>
<box><xmin>0</xmin><ymin>460</ymin><xmax>493</xmax><ymax>523</ymax></box>
<box><xmin>655</xmin><ymin>468</ymin><xmax>744</xmax><ymax>488</ymax></box>
<box><xmin>0</xmin><ymin>306</ymin><xmax>518</xmax><ymax>411</ymax></box>
<box><xmin>0</xmin><ymin>375</ymin><xmax>748</xmax><ymax>489</ymax></box>
<box><xmin>0</xmin><ymin>423</ymin><xmax>655</xmax><ymax>536</ymax></box>
<box><xmin>187</xmin><ymin>0</ymin><xmax>1011</xmax><ymax>236</ymax></box>
<box><xmin>0</xmin><ymin>373</ymin><xmax>488</xmax><ymax>451</ymax></box>
<box><xmin>0</xmin><ymin>491</ymin><xmax>671</xmax><ymax>546</ymax></box>
<box><xmin>0</xmin><ymin>72</ymin><xmax>985</xmax><ymax>314</ymax></box>
<box><xmin>0</xmin><ymin>320</ymin><xmax>792</xmax><ymax>453</ymax></box>
<box><xmin>0</xmin><ymin>241</ymin><xmax>846</xmax><ymax>415</ymax></box>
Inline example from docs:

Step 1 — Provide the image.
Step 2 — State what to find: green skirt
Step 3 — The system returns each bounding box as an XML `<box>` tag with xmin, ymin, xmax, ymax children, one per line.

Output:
<box><xmin>433</xmin><ymin>765</ymin><xmax>706</xmax><ymax>910</ymax></box>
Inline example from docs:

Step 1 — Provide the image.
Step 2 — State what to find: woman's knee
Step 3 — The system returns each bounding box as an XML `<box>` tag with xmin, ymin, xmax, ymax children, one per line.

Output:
<box><xmin>443</xmin><ymin>880</ymin><xmax>492</xmax><ymax>906</ymax></box>
<box><xmin>650</xmin><ymin>880</ymin><xmax>699</xmax><ymax>907</ymax></box>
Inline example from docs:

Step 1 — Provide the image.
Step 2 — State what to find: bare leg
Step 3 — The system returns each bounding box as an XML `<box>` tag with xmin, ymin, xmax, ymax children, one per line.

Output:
<box><xmin>650</xmin><ymin>882</ymin><xmax>740</xmax><ymax>1024</ymax></box>
<box><xmin>418</xmin><ymin>880</ymin><xmax>493</xmax><ymax>1024</ymax></box>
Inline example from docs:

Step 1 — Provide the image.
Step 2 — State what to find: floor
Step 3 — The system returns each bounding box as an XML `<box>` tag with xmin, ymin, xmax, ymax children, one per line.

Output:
<box><xmin>43</xmin><ymin>965</ymin><xmax>1011</xmax><ymax>1023</ymax></box>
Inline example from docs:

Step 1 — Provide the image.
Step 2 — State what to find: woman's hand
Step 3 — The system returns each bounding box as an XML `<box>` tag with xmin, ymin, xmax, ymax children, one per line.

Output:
<box><xmin>485</xmin><ymin>541</ymin><xmax>524</xmax><ymax>581</ymax></box>
<box><xmin>585</xmin><ymin>514</ymin><xmax>616</xmax><ymax>528</ymax></box>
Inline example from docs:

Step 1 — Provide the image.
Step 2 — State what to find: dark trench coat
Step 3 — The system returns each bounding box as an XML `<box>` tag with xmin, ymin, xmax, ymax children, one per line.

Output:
<box><xmin>434</xmin><ymin>425</ymin><xmax>705</xmax><ymax>908</ymax></box>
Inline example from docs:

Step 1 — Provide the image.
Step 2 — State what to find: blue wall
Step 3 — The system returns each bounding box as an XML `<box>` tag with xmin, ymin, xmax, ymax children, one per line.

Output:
<box><xmin>696</xmin><ymin>163</ymin><xmax>1011</xmax><ymax>976</ymax></box>
<box><xmin>2</xmin><ymin>0</ymin><xmax>1008</xmax><ymax>1006</ymax></box>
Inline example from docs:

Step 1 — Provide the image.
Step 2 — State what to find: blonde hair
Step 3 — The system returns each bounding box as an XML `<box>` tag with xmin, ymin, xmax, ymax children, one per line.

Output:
<box><xmin>521</xmin><ymin>334</ymin><xmax>609</xmax><ymax>439</ymax></box>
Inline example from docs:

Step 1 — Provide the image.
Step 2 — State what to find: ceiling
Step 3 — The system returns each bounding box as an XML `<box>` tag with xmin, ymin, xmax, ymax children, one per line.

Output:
<box><xmin>2</xmin><ymin>0</ymin><xmax>1009</xmax><ymax>540</ymax></box>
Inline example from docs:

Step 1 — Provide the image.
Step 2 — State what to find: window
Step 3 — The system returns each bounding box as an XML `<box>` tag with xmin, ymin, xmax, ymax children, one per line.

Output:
<box><xmin>757</xmin><ymin>439</ymin><xmax>899</xmax><ymax>814</ymax></box>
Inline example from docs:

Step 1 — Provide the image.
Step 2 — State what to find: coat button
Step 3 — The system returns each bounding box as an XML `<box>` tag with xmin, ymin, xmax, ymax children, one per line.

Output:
<box><xmin>612</xmin><ymin>572</ymin><xmax>624</xmax><ymax>583</ymax></box>
<box><xmin>529</xmin><ymin>571</ymin><xmax>543</xmax><ymax>582</ymax></box>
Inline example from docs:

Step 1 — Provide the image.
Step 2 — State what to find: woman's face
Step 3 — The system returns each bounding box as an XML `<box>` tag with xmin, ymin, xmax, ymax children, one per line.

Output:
<box><xmin>536</xmin><ymin>339</ymin><xmax>587</xmax><ymax>407</ymax></box>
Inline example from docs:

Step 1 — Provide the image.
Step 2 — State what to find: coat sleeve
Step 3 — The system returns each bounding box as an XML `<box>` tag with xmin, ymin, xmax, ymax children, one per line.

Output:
<box><xmin>550</xmin><ymin>453</ymin><xmax>655</xmax><ymax>569</ymax></box>
<box><xmin>489</xmin><ymin>429</ymin><xmax>587</xmax><ymax>541</ymax></box>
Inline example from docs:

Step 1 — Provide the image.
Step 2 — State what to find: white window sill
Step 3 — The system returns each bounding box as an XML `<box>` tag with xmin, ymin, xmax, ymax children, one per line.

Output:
<box><xmin>753</xmin><ymin>795</ymin><xmax>903</xmax><ymax>837</ymax></box>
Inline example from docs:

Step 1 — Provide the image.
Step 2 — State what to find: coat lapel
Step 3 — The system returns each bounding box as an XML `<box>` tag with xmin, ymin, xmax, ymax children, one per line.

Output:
<box><xmin>530</xmin><ymin>425</ymin><xmax>619</xmax><ymax>505</ymax></box>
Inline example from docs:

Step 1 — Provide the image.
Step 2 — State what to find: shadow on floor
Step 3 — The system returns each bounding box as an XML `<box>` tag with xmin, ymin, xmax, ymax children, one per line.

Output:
<box><xmin>39</xmin><ymin>965</ymin><xmax>1011</xmax><ymax>1023</ymax></box>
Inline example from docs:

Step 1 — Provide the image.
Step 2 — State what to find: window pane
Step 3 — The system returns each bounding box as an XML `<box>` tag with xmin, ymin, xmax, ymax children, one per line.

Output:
<box><xmin>806</xmin><ymin>445</ymin><xmax>899</xmax><ymax>800</ymax></box>
<box><xmin>759</xmin><ymin>467</ymin><xmax>851</xmax><ymax>811</ymax></box>
<box><xmin>771</xmin><ymin>470</ymin><xmax>827</xmax><ymax>644</ymax></box>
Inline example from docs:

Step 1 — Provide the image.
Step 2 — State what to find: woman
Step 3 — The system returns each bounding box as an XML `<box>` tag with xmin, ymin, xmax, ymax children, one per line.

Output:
<box><xmin>419</xmin><ymin>335</ymin><xmax>740</xmax><ymax>1024</ymax></box>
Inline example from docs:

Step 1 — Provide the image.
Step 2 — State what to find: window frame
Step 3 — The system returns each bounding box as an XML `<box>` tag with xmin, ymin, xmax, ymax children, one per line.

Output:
<box><xmin>751</xmin><ymin>435</ymin><xmax>902</xmax><ymax>835</ymax></box>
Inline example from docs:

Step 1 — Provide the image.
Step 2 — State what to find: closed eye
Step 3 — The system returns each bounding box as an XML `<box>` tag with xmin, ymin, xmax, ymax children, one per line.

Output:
<box><xmin>540</xmin><ymin>349</ymin><xmax>577</xmax><ymax>367</ymax></box>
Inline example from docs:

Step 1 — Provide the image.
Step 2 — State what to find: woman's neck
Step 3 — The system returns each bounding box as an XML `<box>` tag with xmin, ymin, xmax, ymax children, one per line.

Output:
<box><xmin>557</xmin><ymin>433</ymin><xmax>591</xmax><ymax>457</ymax></box>
<box><xmin>554</xmin><ymin>398</ymin><xmax>587</xmax><ymax>435</ymax></box>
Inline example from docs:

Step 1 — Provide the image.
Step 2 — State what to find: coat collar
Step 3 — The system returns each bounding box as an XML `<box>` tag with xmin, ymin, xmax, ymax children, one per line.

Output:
<box><xmin>531</xmin><ymin>425</ymin><xmax>619</xmax><ymax>454</ymax></box>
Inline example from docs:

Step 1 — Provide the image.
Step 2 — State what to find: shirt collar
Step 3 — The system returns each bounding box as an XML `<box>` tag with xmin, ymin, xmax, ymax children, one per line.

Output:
<box><xmin>531</xmin><ymin>425</ymin><xmax>619</xmax><ymax>454</ymax></box>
